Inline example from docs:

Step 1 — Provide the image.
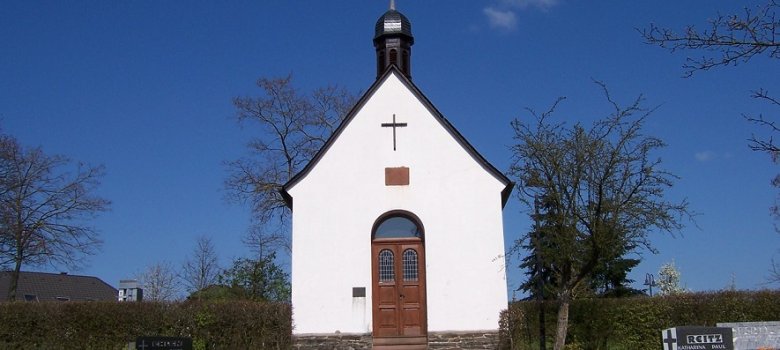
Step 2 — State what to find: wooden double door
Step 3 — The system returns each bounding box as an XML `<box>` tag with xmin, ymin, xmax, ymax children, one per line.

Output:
<box><xmin>371</xmin><ymin>238</ymin><xmax>427</xmax><ymax>340</ymax></box>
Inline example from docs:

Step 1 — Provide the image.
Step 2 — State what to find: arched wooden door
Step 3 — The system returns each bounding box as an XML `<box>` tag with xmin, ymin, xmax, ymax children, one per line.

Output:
<box><xmin>371</xmin><ymin>213</ymin><xmax>427</xmax><ymax>345</ymax></box>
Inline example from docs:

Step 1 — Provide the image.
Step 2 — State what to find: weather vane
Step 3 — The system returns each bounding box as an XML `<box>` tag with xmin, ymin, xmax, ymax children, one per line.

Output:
<box><xmin>390</xmin><ymin>0</ymin><xmax>395</xmax><ymax>11</ymax></box>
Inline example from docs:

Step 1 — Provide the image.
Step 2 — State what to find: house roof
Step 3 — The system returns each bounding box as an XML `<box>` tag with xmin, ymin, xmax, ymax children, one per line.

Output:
<box><xmin>281</xmin><ymin>66</ymin><xmax>514</xmax><ymax>209</ymax></box>
<box><xmin>0</xmin><ymin>271</ymin><xmax>118</xmax><ymax>302</ymax></box>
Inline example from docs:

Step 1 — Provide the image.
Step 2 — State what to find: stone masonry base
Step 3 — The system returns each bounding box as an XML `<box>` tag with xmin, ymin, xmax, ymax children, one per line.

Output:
<box><xmin>293</xmin><ymin>331</ymin><xmax>499</xmax><ymax>350</ymax></box>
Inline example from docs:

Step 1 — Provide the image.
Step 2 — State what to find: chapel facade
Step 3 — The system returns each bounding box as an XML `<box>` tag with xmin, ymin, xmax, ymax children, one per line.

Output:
<box><xmin>283</xmin><ymin>3</ymin><xmax>513</xmax><ymax>349</ymax></box>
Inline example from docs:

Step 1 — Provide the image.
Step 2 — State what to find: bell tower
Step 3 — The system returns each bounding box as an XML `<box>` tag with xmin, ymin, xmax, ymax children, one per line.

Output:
<box><xmin>373</xmin><ymin>0</ymin><xmax>414</xmax><ymax>79</ymax></box>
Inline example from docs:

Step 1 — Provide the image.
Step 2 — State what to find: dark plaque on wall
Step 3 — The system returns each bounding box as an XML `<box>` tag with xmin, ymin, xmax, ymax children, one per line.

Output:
<box><xmin>136</xmin><ymin>337</ymin><xmax>192</xmax><ymax>350</ymax></box>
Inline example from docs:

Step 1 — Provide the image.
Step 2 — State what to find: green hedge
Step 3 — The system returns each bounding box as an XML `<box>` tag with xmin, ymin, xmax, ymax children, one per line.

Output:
<box><xmin>499</xmin><ymin>290</ymin><xmax>780</xmax><ymax>350</ymax></box>
<box><xmin>0</xmin><ymin>300</ymin><xmax>291</xmax><ymax>350</ymax></box>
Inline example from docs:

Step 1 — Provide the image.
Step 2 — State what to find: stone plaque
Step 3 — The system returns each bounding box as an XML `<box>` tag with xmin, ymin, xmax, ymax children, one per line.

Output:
<box><xmin>136</xmin><ymin>337</ymin><xmax>192</xmax><ymax>350</ymax></box>
<box><xmin>662</xmin><ymin>326</ymin><xmax>734</xmax><ymax>350</ymax></box>
<box><xmin>717</xmin><ymin>321</ymin><xmax>780</xmax><ymax>350</ymax></box>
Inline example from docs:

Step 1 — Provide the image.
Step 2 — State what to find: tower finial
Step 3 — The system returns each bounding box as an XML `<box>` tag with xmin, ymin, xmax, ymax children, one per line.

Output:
<box><xmin>390</xmin><ymin>0</ymin><xmax>395</xmax><ymax>11</ymax></box>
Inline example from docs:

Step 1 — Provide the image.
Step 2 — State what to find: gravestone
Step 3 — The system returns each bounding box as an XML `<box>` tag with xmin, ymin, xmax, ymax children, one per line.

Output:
<box><xmin>662</xmin><ymin>326</ymin><xmax>734</xmax><ymax>350</ymax></box>
<box><xmin>717</xmin><ymin>321</ymin><xmax>780</xmax><ymax>350</ymax></box>
<box><xmin>135</xmin><ymin>336</ymin><xmax>192</xmax><ymax>350</ymax></box>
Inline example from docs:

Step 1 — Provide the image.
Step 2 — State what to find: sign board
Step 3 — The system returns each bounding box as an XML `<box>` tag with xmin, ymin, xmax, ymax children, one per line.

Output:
<box><xmin>135</xmin><ymin>337</ymin><xmax>192</xmax><ymax>350</ymax></box>
<box><xmin>662</xmin><ymin>326</ymin><xmax>734</xmax><ymax>350</ymax></box>
<box><xmin>717</xmin><ymin>321</ymin><xmax>780</xmax><ymax>350</ymax></box>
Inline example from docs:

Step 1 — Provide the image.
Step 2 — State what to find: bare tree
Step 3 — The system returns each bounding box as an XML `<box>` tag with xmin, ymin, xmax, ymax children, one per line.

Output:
<box><xmin>642</xmin><ymin>1</ymin><xmax>780</xmax><ymax>215</ymax></box>
<box><xmin>243</xmin><ymin>225</ymin><xmax>290</xmax><ymax>259</ymax></box>
<box><xmin>642</xmin><ymin>2</ymin><xmax>780</xmax><ymax>284</ymax></box>
<box><xmin>225</xmin><ymin>75</ymin><xmax>356</xmax><ymax>252</ymax></box>
<box><xmin>0</xmin><ymin>132</ymin><xmax>109</xmax><ymax>301</ymax></box>
<box><xmin>769</xmin><ymin>257</ymin><xmax>780</xmax><ymax>284</ymax></box>
<box><xmin>641</xmin><ymin>1</ymin><xmax>779</xmax><ymax>77</ymax></box>
<box><xmin>508</xmin><ymin>82</ymin><xmax>691</xmax><ymax>350</ymax></box>
<box><xmin>141</xmin><ymin>261</ymin><xmax>179</xmax><ymax>302</ymax></box>
<box><xmin>641</xmin><ymin>1</ymin><xmax>780</xmax><ymax>158</ymax></box>
<box><xmin>180</xmin><ymin>235</ymin><xmax>220</xmax><ymax>295</ymax></box>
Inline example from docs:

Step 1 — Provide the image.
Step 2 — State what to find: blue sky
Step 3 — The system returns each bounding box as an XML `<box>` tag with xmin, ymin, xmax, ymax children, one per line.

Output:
<box><xmin>1</xmin><ymin>0</ymin><xmax>778</xmax><ymax>297</ymax></box>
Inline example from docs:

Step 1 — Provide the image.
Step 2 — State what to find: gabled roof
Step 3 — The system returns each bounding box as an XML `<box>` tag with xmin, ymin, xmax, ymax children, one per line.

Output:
<box><xmin>0</xmin><ymin>271</ymin><xmax>118</xmax><ymax>302</ymax></box>
<box><xmin>281</xmin><ymin>66</ymin><xmax>514</xmax><ymax>208</ymax></box>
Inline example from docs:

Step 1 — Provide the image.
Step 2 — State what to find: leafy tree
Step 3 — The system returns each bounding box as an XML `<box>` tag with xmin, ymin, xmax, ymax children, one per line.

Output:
<box><xmin>141</xmin><ymin>261</ymin><xmax>179</xmax><ymax>302</ymax></box>
<box><xmin>641</xmin><ymin>0</ymin><xmax>780</xmax><ymax>286</ymax></box>
<box><xmin>508</xmin><ymin>82</ymin><xmax>691</xmax><ymax>350</ymax></box>
<box><xmin>0</xmin><ymin>130</ymin><xmax>109</xmax><ymax>301</ymax></box>
<box><xmin>657</xmin><ymin>260</ymin><xmax>686</xmax><ymax>295</ymax></box>
<box><xmin>217</xmin><ymin>252</ymin><xmax>290</xmax><ymax>302</ymax></box>
<box><xmin>180</xmin><ymin>235</ymin><xmax>220</xmax><ymax>295</ymax></box>
<box><xmin>225</xmin><ymin>75</ymin><xmax>356</xmax><ymax>253</ymax></box>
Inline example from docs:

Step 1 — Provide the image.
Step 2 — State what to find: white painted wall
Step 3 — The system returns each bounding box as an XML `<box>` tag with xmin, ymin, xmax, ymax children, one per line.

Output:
<box><xmin>289</xmin><ymin>71</ymin><xmax>508</xmax><ymax>335</ymax></box>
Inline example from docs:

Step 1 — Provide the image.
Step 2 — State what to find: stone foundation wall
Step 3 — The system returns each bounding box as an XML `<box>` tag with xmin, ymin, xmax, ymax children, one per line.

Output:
<box><xmin>427</xmin><ymin>332</ymin><xmax>499</xmax><ymax>349</ymax></box>
<box><xmin>294</xmin><ymin>331</ymin><xmax>499</xmax><ymax>350</ymax></box>
<box><xmin>293</xmin><ymin>334</ymin><xmax>372</xmax><ymax>350</ymax></box>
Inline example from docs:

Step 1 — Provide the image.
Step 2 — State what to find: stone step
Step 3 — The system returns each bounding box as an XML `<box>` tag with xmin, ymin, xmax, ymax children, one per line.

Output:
<box><xmin>373</xmin><ymin>336</ymin><xmax>428</xmax><ymax>349</ymax></box>
<box><xmin>372</xmin><ymin>345</ymin><xmax>428</xmax><ymax>350</ymax></box>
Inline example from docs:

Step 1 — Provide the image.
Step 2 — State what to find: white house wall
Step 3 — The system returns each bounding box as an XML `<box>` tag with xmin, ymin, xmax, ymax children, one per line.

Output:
<box><xmin>289</xmin><ymin>72</ymin><xmax>508</xmax><ymax>335</ymax></box>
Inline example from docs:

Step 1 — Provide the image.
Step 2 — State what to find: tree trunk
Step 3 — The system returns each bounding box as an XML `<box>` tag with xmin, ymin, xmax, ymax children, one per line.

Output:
<box><xmin>9</xmin><ymin>259</ymin><xmax>22</xmax><ymax>301</ymax></box>
<box><xmin>553</xmin><ymin>293</ymin><xmax>571</xmax><ymax>350</ymax></box>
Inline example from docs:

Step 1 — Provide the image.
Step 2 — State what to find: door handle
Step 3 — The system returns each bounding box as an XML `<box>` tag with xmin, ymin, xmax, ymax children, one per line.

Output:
<box><xmin>399</xmin><ymin>294</ymin><xmax>405</xmax><ymax>299</ymax></box>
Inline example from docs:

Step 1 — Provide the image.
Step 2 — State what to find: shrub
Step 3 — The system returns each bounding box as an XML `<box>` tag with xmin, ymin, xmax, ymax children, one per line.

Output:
<box><xmin>0</xmin><ymin>300</ymin><xmax>291</xmax><ymax>350</ymax></box>
<box><xmin>499</xmin><ymin>290</ymin><xmax>780</xmax><ymax>350</ymax></box>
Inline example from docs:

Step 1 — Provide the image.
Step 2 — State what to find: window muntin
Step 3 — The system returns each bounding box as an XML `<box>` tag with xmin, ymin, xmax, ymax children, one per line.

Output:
<box><xmin>403</xmin><ymin>249</ymin><xmax>418</xmax><ymax>281</ymax></box>
<box><xmin>379</xmin><ymin>249</ymin><xmax>395</xmax><ymax>282</ymax></box>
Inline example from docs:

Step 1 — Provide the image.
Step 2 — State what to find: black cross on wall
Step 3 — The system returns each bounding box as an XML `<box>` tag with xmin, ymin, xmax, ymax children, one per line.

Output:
<box><xmin>381</xmin><ymin>114</ymin><xmax>407</xmax><ymax>151</ymax></box>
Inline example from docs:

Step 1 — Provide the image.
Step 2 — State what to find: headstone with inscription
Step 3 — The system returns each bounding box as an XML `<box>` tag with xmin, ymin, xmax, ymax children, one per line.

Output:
<box><xmin>662</xmin><ymin>326</ymin><xmax>734</xmax><ymax>350</ymax></box>
<box><xmin>717</xmin><ymin>321</ymin><xmax>780</xmax><ymax>350</ymax></box>
<box><xmin>135</xmin><ymin>336</ymin><xmax>192</xmax><ymax>350</ymax></box>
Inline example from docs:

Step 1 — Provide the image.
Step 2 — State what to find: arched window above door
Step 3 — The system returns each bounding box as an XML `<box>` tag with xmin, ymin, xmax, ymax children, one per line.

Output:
<box><xmin>373</xmin><ymin>214</ymin><xmax>422</xmax><ymax>239</ymax></box>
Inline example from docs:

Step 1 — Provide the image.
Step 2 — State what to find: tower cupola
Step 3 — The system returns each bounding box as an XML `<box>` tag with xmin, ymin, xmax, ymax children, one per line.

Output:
<box><xmin>373</xmin><ymin>0</ymin><xmax>414</xmax><ymax>79</ymax></box>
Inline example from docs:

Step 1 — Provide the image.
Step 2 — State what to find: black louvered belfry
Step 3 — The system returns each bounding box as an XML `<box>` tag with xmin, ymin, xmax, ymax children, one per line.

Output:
<box><xmin>373</xmin><ymin>7</ymin><xmax>414</xmax><ymax>79</ymax></box>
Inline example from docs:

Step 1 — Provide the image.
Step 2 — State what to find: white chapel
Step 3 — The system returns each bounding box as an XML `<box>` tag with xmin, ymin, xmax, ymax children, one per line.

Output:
<box><xmin>282</xmin><ymin>3</ymin><xmax>513</xmax><ymax>349</ymax></box>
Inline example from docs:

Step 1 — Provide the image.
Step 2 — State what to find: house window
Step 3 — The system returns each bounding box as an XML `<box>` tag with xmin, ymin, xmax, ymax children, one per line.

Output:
<box><xmin>379</xmin><ymin>249</ymin><xmax>394</xmax><ymax>282</ymax></box>
<box><xmin>55</xmin><ymin>296</ymin><xmax>70</xmax><ymax>302</ymax></box>
<box><xmin>23</xmin><ymin>294</ymin><xmax>38</xmax><ymax>302</ymax></box>
<box><xmin>403</xmin><ymin>249</ymin><xmax>418</xmax><ymax>281</ymax></box>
